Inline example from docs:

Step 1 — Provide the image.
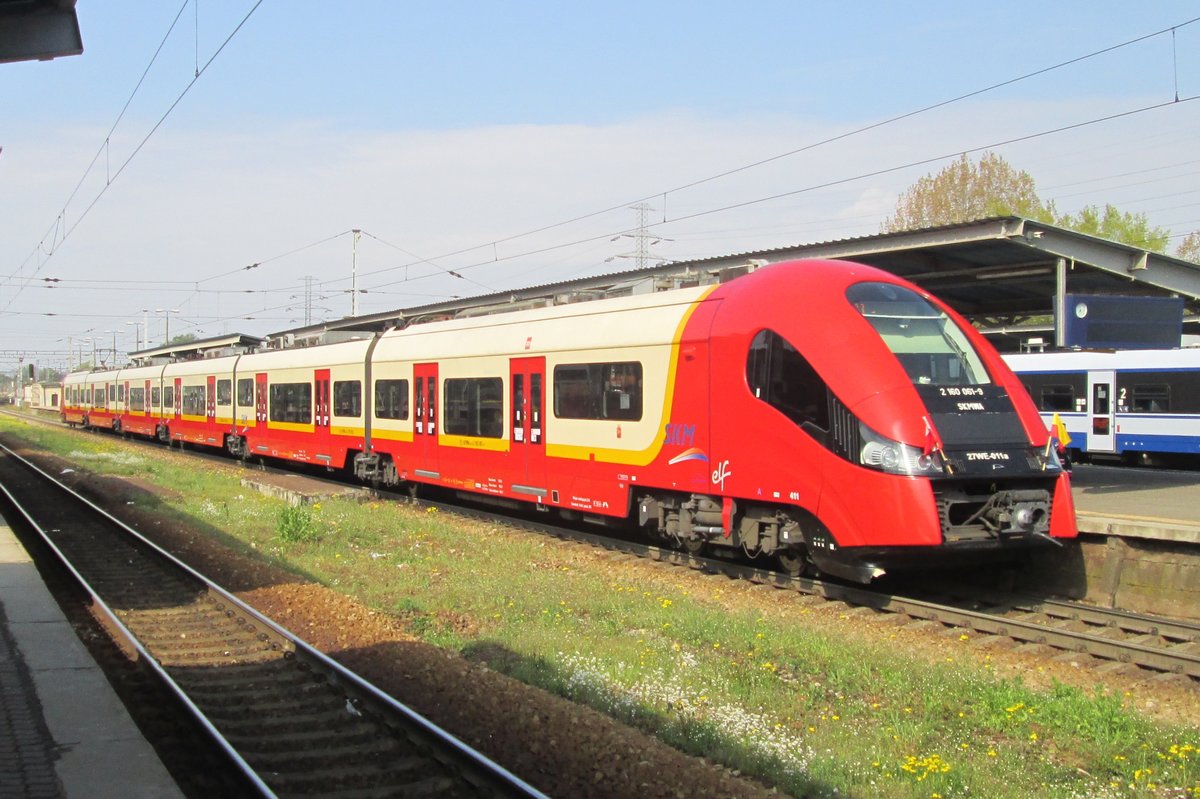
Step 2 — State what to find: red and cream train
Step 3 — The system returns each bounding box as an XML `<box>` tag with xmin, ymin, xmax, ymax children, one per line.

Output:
<box><xmin>61</xmin><ymin>259</ymin><xmax>1076</xmax><ymax>581</ymax></box>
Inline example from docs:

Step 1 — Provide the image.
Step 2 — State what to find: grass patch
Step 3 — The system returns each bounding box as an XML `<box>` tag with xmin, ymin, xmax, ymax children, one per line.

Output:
<box><xmin>276</xmin><ymin>503</ymin><xmax>322</xmax><ymax>543</ymax></box>
<box><xmin>2</xmin><ymin>414</ymin><xmax>1197</xmax><ymax>799</ymax></box>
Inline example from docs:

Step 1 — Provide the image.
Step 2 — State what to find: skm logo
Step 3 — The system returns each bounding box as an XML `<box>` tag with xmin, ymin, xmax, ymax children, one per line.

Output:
<box><xmin>664</xmin><ymin>423</ymin><xmax>695</xmax><ymax>447</ymax></box>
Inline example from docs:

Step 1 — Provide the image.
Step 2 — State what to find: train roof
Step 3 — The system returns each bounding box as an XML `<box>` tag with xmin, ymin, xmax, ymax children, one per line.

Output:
<box><xmin>1003</xmin><ymin>347</ymin><xmax>1200</xmax><ymax>372</ymax></box>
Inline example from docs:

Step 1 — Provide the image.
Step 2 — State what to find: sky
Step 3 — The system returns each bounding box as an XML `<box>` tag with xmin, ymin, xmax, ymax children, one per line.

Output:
<box><xmin>2</xmin><ymin>1</ymin><xmax>1199</xmax><ymax>374</ymax></box>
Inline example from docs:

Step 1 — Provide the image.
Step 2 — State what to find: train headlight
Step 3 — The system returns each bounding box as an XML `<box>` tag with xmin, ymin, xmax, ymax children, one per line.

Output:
<box><xmin>859</xmin><ymin>422</ymin><xmax>945</xmax><ymax>477</ymax></box>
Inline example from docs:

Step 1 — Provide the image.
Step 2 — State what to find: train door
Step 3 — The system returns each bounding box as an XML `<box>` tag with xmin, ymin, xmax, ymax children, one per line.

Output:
<box><xmin>255</xmin><ymin>373</ymin><xmax>268</xmax><ymax>433</ymax></box>
<box><xmin>173</xmin><ymin>377</ymin><xmax>182</xmax><ymax>422</ymax></box>
<box><xmin>413</xmin><ymin>363</ymin><xmax>439</xmax><ymax>479</ymax></box>
<box><xmin>314</xmin><ymin>369</ymin><xmax>331</xmax><ymax>453</ymax></box>
<box><xmin>143</xmin><ymin>380</ymin><xmax>151</xmax><ymax>421</ymax></box>
<box><xmin>1087</xmin><ymin>370</ymin><xmax>1116</xmax><ymax>453</ymax></box>
<box><xmin>509</xmin><ymin>356</ymin><xmax>547</xmax><ymax>499</ymax></box>
<box><xmin>206</xmin><ymin>375</ymin><xmax>217</xmax><ymax>428</ymax></box>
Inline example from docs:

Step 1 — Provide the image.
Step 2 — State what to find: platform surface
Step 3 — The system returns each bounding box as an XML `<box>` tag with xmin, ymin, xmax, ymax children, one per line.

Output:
<box><xmin>0</xmin><ymin>520</ymin><xmax>183</xmax><ymax>799</ymax></box>
<box><xmin>1070</xmin><ymin>463</ymin><xmax>1200</xmax><ymax>543</ymax></box>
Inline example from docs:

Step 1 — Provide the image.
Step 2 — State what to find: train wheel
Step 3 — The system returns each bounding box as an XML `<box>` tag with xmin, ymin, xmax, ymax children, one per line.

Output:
<box><xmin>777</xmin><ymin>549</ymin><xmax>809</xmax><ymax>577</ymax></box>
<box><xmin>681</xmin><ymin>537</ymin><xmax>706</xmax><ymax>557</ymax></box>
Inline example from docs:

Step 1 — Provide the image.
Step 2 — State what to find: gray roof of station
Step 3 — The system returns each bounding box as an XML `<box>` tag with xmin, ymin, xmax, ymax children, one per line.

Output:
<box><xmin>269</xmin><ymin>216</ymin><xmax>1200</xmax><ymax>346</ymax></box>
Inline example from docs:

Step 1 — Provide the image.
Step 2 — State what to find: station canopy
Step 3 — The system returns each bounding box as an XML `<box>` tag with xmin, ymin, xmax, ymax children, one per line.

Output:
<box><xmin>271</xmin><ymin>217</ymin><xmax>1200</xmax><ymax>353</ymax></box>
<box><xmin>0</xmin><ymin>0</ymin><xmax>82</xmax><ymax>64</ymax></box>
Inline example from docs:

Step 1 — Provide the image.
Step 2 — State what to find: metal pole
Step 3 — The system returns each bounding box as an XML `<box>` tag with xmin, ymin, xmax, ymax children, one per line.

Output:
<box><xmin>1055</xmin><ymin>257</ymin><xmax>1067</xmax><ymax>349</ymax></box>
<box><xmin>352</xmin><ymin>228</ymin><xmax>361</xmax><ymax>317</ymax></box>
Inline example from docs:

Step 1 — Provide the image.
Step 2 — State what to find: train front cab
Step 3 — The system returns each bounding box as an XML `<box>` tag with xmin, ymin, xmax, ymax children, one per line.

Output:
<box><xmin>698</xmin><ymin>261</ymin><xmax>1076</xmax><ymax>582</ymax></box>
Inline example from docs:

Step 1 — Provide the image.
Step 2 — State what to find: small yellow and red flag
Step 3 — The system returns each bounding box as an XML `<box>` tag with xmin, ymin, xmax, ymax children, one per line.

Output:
<box><xmin>1050</xmin><ymin>412</ymin><xmax>1072</xmax><ymax>447</ymax></box>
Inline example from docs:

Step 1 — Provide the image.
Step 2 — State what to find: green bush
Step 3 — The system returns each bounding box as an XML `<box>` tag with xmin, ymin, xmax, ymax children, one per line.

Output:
<box><xmin>277</xmin><ymin>503</ymin><xmax>321</xmax><ymax>543</ymax></box>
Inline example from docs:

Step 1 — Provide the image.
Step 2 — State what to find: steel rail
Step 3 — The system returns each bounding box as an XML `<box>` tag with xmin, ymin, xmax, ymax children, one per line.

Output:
<box><xmin>9</xmin><ymin>409</ymin><xmax>1199</xmax><ymax>680</ymax></box>
<box><xmin>430</xmin><ymin>497</ymin><xmax>1200</xmax><ymax>680</ymax></box>
<box><xmin>0</xmin><ymin>442</ymin><xmax>550</xmax><ymax>799</ymax></box>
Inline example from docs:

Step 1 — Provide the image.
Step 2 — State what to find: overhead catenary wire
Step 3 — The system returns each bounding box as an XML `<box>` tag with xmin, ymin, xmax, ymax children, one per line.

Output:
<box><xmin>331</xmin><ymin>17</ymin><xmax>1200</xmax><ymax>283</ymax></box>
<box><xmin>30</xmin><ymin>91</ymin><xmax>1200</xmax><ymax>347</ymax></box>
<box><xmin>17</xmin><ymin>14</ymin><xmax>1199</xmax><ymax>352</ymax></box>
<box><xmin>341</xmin><ymin>94</ymin><xmax>1200</xmax><ymax>296</ymax></box>
<box><xmin>2</xmin><ymin>0</ymin><xmax>265</xmax><ymax>315</ymax></box>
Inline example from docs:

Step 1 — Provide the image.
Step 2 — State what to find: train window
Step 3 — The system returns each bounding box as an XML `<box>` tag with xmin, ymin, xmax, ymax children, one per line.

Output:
<box><xmin>182</xmin><ymin>386</ymin><xmax>206</xmax><ymax>416</ymax></box>
<box><xmin>269</xmin><ymin>382</ymin><xmax>312</xmax><ymax>424</ymax></box>
<box><xmin>163</xmin><ymin>386</ymin><xmax>175</xmax><ymax>409</ymax></box>
<box><xmin>237</xmin><ymin>378</ymin><xmax>254</xmax><ymax>407</ymax></box>
<box><xmin>333</xmin><ymin>381</ymin><xmax>362</xmax><ymax>418</ymax></box>
<box><xmin>1130</xmin><ymin>384</ymin><xmax>1170</xmax><ymax>413</ymax></box>
<box><xmin>847</xmin><ymin>282</ymin><xmax>990</xmax><ymax>386</ymax></box>
<box><xmin>374</xmin><ymin>379</ymin><xmax>410</xmax><ymax>420</ymax></box>
<box><xmin>444</xmin><ymin>377</ymin><xmax>504</xmax><ymax>438</ymax></box>
<box><xmin>746</xmin><ymin>330</ymin><xmax>830</xmax><ymax>432</ymax></box>
<box><xmin>1038</xmin><ymin>385</ymin><xmax>1075</xmax><ymax>412</ymax></box>
<box><xmin>108</xmin><ymin>384</ymin><xmax>116</xmax><ymax>402</ymax></box>
<box><xmin>553</xmin><ymin>362</ymin><xmax>643</xmax><ymax>421</ymax></box>
<box><xmin>96</xmin><ymin>387</ymin><xmax>107</xmax><ymax>407</ymax></box>
<box><xmin>151</xmin><ymin>387</ymin><xmax>161</xmax><ymax>408</ymax></box>
<box><xmin>216</xmin><ymin>379</ymin><xmax>232</xmax><ymax>406</ymax></box>
<box><xmin>129</xmin><ymin>388</ymin><xmax>145</xmax><ymax>412</ymax></box>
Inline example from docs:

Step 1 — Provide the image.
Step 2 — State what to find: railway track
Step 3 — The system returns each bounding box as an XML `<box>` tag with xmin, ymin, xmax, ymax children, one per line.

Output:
<box><xmin>0</xmin><ymin>442</ymin><xmax>549</xmax><ymax>799</ymax></box>
<box><xmin>9</xmin><ymin>409</ymin><xmax>1200</xmax><ymax>683</ymax></box>
<box><xmin>423</xmin><ymin>496</ymin><xmax>1200</xmax><ymax>683</ymax></box>
<box><xmin>580</xmin><ymin>531</ymin><xmax>1200</xmax><ymax>682</ymax></box>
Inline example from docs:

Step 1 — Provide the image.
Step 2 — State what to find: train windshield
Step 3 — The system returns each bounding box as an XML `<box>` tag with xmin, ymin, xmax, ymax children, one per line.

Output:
<box><xmin>847</xmin><ymin>282</ymin><xmax>991</xmax><ymax>386</ymax></box>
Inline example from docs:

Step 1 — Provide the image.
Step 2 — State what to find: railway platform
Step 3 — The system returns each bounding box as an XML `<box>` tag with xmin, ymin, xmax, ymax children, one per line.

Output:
<box><xmin>0</xmin><ymin>520</ymin><xmax>182</xmax><ymax>799</ymax></box>
<box><xmin>1071</xmin><ymin>463</ymin><xmax>1200</xmax><ymax>542</ymax></box>
<box><xmin>1038</xmin><ymin>464</ymin><xmax>1200</xmax><ymax>621</ymax></box>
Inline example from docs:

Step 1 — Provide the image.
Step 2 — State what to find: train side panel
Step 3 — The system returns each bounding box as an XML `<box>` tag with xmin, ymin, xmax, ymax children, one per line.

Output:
<box><xmin>236</xmin><ymin>340</ymin><xmax>372</xmax><ymax>467</ymax></box>
<box><xmin>1005</xmin><ymin>349</ymin><xmax>1200</xmax><ymax>460</ymax></box>
<box><xmin>366</xmin><ymin>289</ymin><xmax>712</xmax><ymax>513</ymax></box>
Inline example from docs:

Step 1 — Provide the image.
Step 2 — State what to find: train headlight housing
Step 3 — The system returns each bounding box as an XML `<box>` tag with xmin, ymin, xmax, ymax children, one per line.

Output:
<box><xmin>859</xmin><ymin>422</ymin><xmax>946</xmax><ymax>476</ymax></box>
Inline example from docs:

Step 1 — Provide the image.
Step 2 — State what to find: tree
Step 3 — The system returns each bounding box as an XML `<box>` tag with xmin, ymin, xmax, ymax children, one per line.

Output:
<box><xmin>1058</xmin><ymin>204</ymin><xmax>1169</xmax><ymax>252</ymax></box>
<box><xmin>883</xmin><ymin>152</ymin><xmax>1055</xmax><ymax>232</ymax></box>
<box><xmin>883</xmin><ymin>152</ymin><xmax>1174</xmax><ymax>254</ymax></box>
<box><xmin>1176</xmin><ymin>231</ymin><xmax>1200</xmax><ymax>264</ymax></box>
<box><xmin>167</xmin><ymin>333</ymin><xmax>197</xmax><ymax>346</ymax></box>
